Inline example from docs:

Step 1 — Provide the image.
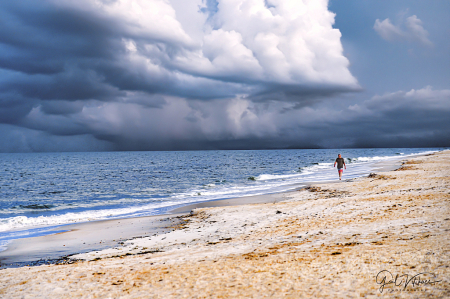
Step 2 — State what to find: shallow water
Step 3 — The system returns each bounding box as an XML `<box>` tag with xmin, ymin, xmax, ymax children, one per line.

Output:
<box><xmin>0</xmin><ymin>148</ymin><xmax>443</xmax><ymax>248</ymax></box>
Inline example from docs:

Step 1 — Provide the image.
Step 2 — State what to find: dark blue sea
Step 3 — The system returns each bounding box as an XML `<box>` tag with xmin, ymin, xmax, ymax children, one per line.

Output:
<box><xmin>0</xmin><ymin>148</ymin><xmax>443</xmax><ymax>250</ymax></box>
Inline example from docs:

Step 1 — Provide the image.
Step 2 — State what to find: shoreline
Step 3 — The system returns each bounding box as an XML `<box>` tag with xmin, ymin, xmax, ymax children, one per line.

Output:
<box><xmin>0</xmin><ymin>150</ymin><xmax>448</xmax><ymax>297</ymax></box>
<box><xmin>0</xmin><ymin>155</ymin><xmax>407</xmax><ymax>268</ymax></box>
<box><xmin>168</xmin><ymin>152</ymin><xmax>408</xmax><ymax>214</ymax></box>
<box><xmin>0</xmin><ymin>214</ymin><xmax>184</xmax><ymax>268</ymax></box>
<box><xmin>0</xmin><ymin>154</ymin><xmax>414</xmax><ymax>268</ymax></box>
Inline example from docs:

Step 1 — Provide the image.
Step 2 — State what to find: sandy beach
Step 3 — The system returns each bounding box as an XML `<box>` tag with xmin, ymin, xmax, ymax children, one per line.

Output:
<box><xmin>1</xmin><ymin>150</ymin><xmax>449</xmax><ymax>298</ymax></box>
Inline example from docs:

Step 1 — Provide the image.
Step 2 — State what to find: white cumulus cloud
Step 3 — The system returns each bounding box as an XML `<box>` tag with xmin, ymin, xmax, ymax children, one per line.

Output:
<box><xmin>50</xmin><ymin>0</ymin><xmax>359</xmax><ymax>98</ymax></box>
<box><xmin>374</xmin><ymin>15</ymin><xmax>433</xmax><ymax>46</ymax></box>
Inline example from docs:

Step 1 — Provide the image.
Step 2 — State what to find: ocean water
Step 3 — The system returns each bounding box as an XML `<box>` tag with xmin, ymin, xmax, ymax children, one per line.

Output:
<box><xmin>0</xmin><ymin>148</ymin><xmax>443</xmax><ymax>250</ymax></box>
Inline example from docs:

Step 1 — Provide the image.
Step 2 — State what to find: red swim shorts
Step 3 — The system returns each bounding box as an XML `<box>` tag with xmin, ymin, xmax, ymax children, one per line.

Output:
<box><xmin>338</xmin><ymin>168</ymin><xmax>344</xmax><ymax>173</ymax></box>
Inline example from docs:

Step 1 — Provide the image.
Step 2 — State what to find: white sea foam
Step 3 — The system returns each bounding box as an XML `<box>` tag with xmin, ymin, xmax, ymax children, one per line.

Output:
<box><xmin>256</xmin><ymin>173</ymin><xmax>300</xmax><ymax>181</ymax></box>
<box><xmin>0</xmin><ymin>198</ymin><xmax>202</xmax><ymax>232</ymax></box>
<box><xmin>0</xmin><ymin>240</ymin><xmax>9</xmax><ymax>253</ymax></box>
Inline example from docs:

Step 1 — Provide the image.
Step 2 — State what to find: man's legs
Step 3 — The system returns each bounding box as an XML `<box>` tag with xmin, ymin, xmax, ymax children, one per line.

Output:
<box><xmin>338</xmin><ymin>169</ymin><xmax>343</xmax><ymax>180</ymax></box>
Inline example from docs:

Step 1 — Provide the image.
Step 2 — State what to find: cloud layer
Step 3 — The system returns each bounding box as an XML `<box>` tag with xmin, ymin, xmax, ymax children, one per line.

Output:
<box><xmin>0</xmin><ymin>1</ymin><xmax>448</xmax><ymax>152</ymax></box>
<box><xmin>0</xmin><ymin>0</ymin><xmax>364</xmax><ymax>151</ymax></box>
<box><xmin>0</xmin><ymin>0</ymin><xmax>358</xmax><ymax>102</ymax></box>
<box><xmin>1</xmin><ymin>85</ymin><xmax>449</xmax><ymax>152</ymax></box>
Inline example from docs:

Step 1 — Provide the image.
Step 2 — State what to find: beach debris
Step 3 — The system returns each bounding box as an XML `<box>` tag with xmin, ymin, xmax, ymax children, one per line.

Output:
<box><xmin>305</xmin><ymin>186</ymin><xmax>321</xmax><ymax>192</ymax></box>
<box><xmin>338</xmin><ymin>242</ymin><xmax>361</xmax><ymax>246</ymax></box>
<box><xmin>247</xmin><ymin>176</ymin><xmax>256</xmax><ymax>181</ymax></box>
<box><xmin>404</xmin><ymin>160</ymin><xmax>423</xmax><ymax>164</ymax></box>
<box><xmin>396</xmin><ymin>161</ymin><xmax>419</xmax><ymax>171</ymax></box>
<box><xmin>368</xmin><ymin>173</ymin><xmax>395</xmax><ymax>180</ymax></box>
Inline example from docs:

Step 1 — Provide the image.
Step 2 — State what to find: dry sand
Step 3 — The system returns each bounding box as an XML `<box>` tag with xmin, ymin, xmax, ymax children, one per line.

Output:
<box><xmin>1</xmin><ymin>150</ymin><xmax>449</xmax><ymax>298</ymax></box>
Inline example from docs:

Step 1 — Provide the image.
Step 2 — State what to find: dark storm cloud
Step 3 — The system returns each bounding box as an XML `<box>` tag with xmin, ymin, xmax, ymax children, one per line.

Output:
<box><xmin>0</xmin><ymin>124</ymin><xmax>113</xmax><ymax>152</ymax></box>
<box><xmin>0</xmin><ymin>0</ymin><xmax>357</xmax><ymax>96</ymax></box>
<box><xmin>0</xmin><ymin>92</ymin><xmax>37</xmax><ymax>124</ymax></box>
<box><xmin>92</xmin><ymin>61</ymin><xmax>247</xmax><ymax>100</ymax></box>
<box><xmin>248</xmin><ymin>83</ymin><xmax>361</xmax><ymax>109</ymax></box>
<box><xmin>40</xmin><ymin>100</ymin><xmax>85</xmax><ymax>115</ymax></box>
<box><xmin>3</xmin><ymin>68</ymin><xmax>123</xmax><ymax>101</ymax></box>
<box><xmin>0</xmin><ymin>0</ymin><xmax>448</xmax><ymax>152</ymax></box>
<box><xmin>0</xmin><ymin>0</ymin><xmax>123</xmax><ymax>130</ymax></box>
<box><xmin>0</xmin><ymin>1</ymin><xmax>120</xmax><ymax>57</ymax></box>
<box><xmin>0</xmin><ymin>0</ymin><xmax>360</xmax><ymax>151</ymax></box>
<box><xmin>0</xmin><ymin>56</ymin><xmax>65</xmax><ymax>76</ymax></box>
<box><xmin>65</xmin><ymin>86</ymin><xmax>449</xmax><ymax>151</ymax></box>
<box><xmin>310</xmin><ymin>87</ymin><xmax>450</xmax><ymax>148</ymax></box>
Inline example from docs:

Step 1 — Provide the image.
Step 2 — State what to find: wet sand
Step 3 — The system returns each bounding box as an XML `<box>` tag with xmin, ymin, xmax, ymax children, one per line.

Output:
<box><xmin>0</xmin><ymin>214</ymin><xmax>183</xmax><ymax>267</ymax></box>
<box><xmin>1</xmin><ymin>151</ymin><xmax>448</xmax><ymax>298</ymax></box>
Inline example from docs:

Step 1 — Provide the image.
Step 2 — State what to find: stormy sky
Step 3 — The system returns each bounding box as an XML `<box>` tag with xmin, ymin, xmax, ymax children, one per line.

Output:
<box><xmin>0</xmin><ymin>0</ymin><xmax>449</xmax><ymax>152</ymax></box>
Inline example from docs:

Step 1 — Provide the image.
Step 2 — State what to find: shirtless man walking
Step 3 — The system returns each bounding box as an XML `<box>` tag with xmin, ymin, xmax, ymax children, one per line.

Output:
<box><xmin>334</xmin><ymin>154</ymin><xmax>346</xmax><ymax>180</ymax></box>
